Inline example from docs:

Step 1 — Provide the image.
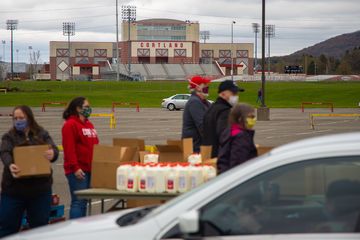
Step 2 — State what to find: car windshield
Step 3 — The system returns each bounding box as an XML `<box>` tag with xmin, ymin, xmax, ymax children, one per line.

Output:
<box><xmin>140</xmin><ymin>153</ymin><xmax>271</xmax><ymax>222</ymax></box>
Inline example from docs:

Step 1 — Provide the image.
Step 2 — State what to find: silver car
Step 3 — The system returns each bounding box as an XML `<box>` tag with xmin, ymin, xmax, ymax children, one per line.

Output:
<box><xmin>161</xmin><ymin>94</ymin><xmax>191</xmax><ymax>111</ymax></box>
<box><xmin>6</xmin><ymin>132</ymin><xmax>360</xmax><ymax>240</ymax></box>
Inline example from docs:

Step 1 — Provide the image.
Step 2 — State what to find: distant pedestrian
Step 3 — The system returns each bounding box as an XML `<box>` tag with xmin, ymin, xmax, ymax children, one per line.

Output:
<box><xmin>203</xmin><ymin>80</ymin><xmax>245</xmax><ymax>158</ymax></box>
<box><xmin>256</xmin><ymin>88</ymin><xmax>262</xmax><ymax>104</ymax></box>
<box><xmin>182</xmin><ymin>76</ymin><xmax>211</xmax><ymax>153</ymax></box>
<box><xmin>217</xmin><ymin>103</ymin><xmax>258</xmax><ymax>174</ymax></box>
<box><xmin>0</xmin><ymin>105</ymin><xmax>59</xmax><ymax>237</ymax></box>
<box><xmin>62</xmin><ymin>97</ymin><xmax>99</xmax><ymax>219</ymax></box>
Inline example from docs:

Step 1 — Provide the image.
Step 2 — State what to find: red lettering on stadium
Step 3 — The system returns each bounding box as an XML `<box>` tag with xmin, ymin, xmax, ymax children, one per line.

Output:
<box><xmin>138</xmin><ymin>42</ymin><xmax>186</xmax><ymax>49</ymax></box>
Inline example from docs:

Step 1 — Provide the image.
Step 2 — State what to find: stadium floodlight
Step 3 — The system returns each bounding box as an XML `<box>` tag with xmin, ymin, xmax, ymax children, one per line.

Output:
<box><xmin>63</xmin><ymin>22</ymin><xmax>75</xmax><ymax>80</ymax></box>
<box><xmin>231</xmin><ymin>21</ymin><xmax>236</xmax><ymax>81</ymax></box>
<box><xmin>6</xmin><ymin>19</ymin><xmax>18</xmax><ymax>80</ymax></box>
<box><xmin>200</xmin><ymin>31</ymin><xmax>210</xmax><ymax>43</ymax></box>
<box><xmin>252</xmin><ymin>23</ymin><xmax>260</xmax><ymax>71</ymax></box>
<box><xmin>121</xmin><ymin>5</ymin><xmax>136</xmax><ymax>77</ymax></box>
<box><xmin>265</xmin><ymin>24</ymin><xmax>275</xmax><ymax>76</ymax></box>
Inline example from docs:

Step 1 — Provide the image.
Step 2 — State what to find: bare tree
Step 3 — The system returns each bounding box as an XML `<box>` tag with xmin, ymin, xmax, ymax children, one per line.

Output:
<box><xmin>29</xmin><ymin>50</ymin><xmax>41</xmax><ymax>80</ymax></box>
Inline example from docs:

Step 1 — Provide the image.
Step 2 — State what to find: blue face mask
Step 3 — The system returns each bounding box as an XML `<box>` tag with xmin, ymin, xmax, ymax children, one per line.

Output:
<box><xmin>14</xmin><ymin>119</ymin><xmax>28</xmax><ymax>132</ymax></box>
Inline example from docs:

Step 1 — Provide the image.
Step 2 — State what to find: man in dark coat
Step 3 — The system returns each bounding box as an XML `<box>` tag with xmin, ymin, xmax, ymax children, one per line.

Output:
<box><xmin>182</xmin><ymin>76</ymin><xmax>211</xmax><ymax>153</ymax></box>
<box><xmin>203</xmin><ymin>80</ymin><xmax>244</xmax><ymax>158</ymax></box>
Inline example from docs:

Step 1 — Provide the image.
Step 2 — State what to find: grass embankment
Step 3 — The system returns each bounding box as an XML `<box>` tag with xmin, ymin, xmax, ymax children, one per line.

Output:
<box><xmin>0</xmin><ymin>81</ymin><xmax>359</xmax><ymax>108</ymax></box>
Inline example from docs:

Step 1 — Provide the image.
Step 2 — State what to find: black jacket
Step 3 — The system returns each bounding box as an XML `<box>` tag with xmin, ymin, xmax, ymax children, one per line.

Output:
<box><xmin>0</xmin><ymin>128</ymin><xmax>59</xmax><ymax>197</ymax></box>
<box><xmin>203</xmin><ymin>97</ymin><xmax>232</xmax><ymax>158</ymax></box>
<box><xmin>182</xmin><ymin>93</ymin><xmax>211</xmax><ymax>153</ymax></box>
<box><xmin>217</xmin><ymin>128</ymin><xmax>258</xmax><ymax>174</ymax></box>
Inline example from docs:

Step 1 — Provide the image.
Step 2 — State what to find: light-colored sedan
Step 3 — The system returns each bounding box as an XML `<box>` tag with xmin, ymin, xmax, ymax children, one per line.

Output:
<box><xmin>6</xmin><ymin>132</ymin><xmax>360</xmax><ymax>240</ymax></box>
<box><xmin>161</xmin><ymin>94</ymin><xmax>191</xmax><ymax>111</ymax></box>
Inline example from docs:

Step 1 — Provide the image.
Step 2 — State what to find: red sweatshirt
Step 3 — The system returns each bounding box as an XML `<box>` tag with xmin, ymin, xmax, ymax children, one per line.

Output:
<box><xmin>62</xmin><ymin>115</ymin><xmax>99</xmax><ymax>175</ymax></box>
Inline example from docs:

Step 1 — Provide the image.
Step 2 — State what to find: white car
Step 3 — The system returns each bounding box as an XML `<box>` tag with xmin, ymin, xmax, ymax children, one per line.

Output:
<box><xmin>161</xmin><ymin>94</ymin><xmax>191</xmax><ymax>111</ymax></box>
<box><xmin>6</xmin><ymin>133</ymin><xmax>360</xmax><ymax>240</ymax></box>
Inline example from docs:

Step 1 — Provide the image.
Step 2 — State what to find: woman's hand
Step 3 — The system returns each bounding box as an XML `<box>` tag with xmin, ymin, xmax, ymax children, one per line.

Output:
<box><xmin>75</xmin><ymin>169</ymin><xmax>86</xmax><ymax>180</ymax></box>
<box><xmin>44</xmin><ymin>148</ymin><xmax>55</xmax><ymax>161</ymax></box>
<box><xmin>9</xmin><ymin>164</ymin><xmax>21</xmax><ymax>178</ymax></box>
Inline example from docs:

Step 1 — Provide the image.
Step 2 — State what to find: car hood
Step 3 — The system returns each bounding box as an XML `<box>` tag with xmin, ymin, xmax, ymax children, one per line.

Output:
<box><xmin>4</xmin><ymin>209</ymin><xmax>137</xmax><ymax>240</ymax></box>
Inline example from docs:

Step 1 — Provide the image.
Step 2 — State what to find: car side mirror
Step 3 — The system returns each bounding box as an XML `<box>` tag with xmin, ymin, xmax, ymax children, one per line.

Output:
<box><xmin>178</xmin><ymin>210</ymin><xmax>200</xmax><ymax>237</ymax></box>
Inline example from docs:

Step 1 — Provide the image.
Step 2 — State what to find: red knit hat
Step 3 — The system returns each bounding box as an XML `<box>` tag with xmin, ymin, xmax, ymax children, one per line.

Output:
<box><xmin>188</xmin><ymin>75</ymin><xmax>211</xmax><ymax>89</ymax></box>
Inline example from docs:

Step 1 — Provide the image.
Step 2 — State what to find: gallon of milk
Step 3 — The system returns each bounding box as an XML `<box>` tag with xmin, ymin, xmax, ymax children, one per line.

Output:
<box><xmin>189</xmin><ymin>165</ymin><xmax>204</xmax><ymax>189</ymax></box>
<box><xmin>202</xmin><ymin>165</ymin><xmax>217</xmax><ymax>182</ymax></box>
<box><xmin>166</xmin><ymin>164</ymin><xmax>179</xmax><ymax>193</ymax></box>
<box><xmin>126</xmin><ymin>170</ymin><xmax>138</xmax><ymax>192</ymax></box>
<box><xmin>116</xmin><ymin>164</ymin><xmax>131</xmax><ymax>191</ymax></box>
<box><xmin>155</xmin><ymin>164</ymin><xmax>167</xmax><ymax>193</ymax></box>
<box><xmin>177</xmin><ymin>163</ymin><xmax>190</xmax><ymax>193</ymax></box>
<box><xmin>188</xmin><ymin>154</ymin><xmax>202</xmax><ymax>165</ymax></box>
<box><xmin>145</xmin><ymin>165</ymin><xmax>157</xmax><ymax>193</ymax></box>
<box><xmin>138</xmin><ymin>165</ymin><xmax>147</xmax><ymax>192</ymax></box>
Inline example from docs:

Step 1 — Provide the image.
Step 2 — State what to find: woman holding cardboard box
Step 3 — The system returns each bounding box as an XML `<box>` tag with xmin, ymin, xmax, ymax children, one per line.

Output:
<box><xmin>0</xmin><ymin>105</ymin><xmax>59</xmax><ymax>237</ymax></box>
<box><xmin>62</xmin><ymin>97</ymin><xmax>99</xmax><ymax>219</ymax></box>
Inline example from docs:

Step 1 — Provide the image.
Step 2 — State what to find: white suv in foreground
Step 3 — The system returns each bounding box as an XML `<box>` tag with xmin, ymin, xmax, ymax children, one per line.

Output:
<box><xmin>6</xmin><ymin>133</ymin><xmax>360</xmax><ymax>240</ymax></box>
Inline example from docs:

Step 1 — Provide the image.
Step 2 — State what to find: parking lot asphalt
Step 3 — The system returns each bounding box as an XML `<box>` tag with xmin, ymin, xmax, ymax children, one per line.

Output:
<box><xmin>0</xmin><ymin>107</ymin><xmax>359</xmax><ymax>217</ymax></box>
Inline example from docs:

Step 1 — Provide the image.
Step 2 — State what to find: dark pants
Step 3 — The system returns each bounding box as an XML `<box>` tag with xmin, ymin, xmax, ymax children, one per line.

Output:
<box><xmin>0</xmin><ymin>192</ymin><xmax>52</xmax><ymax>238</ymax></box>
<box><xmin>66</xmin><ymin>172</ymin><xmax>91</xmax><ymax>219</ymax></box>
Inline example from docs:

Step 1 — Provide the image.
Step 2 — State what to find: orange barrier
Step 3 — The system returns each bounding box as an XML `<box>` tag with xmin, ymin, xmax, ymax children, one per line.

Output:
<box><xmin>42</xmin><ymin>102</ymin><xmax>67</xmax><ymax>112</ymax></box>
<box><xmin>112</xmin><ymin>102</ymin><xmax>140</xmax><ymax>113</ymax></box>
<box><xmin>301</xmin><ymin>102</ymin><xmax>334</xmax><ymax>113</ymax></box>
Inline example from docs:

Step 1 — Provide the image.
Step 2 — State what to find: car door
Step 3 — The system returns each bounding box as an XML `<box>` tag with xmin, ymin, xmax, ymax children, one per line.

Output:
<box><xmin>178</xmin><ymin>95</ymin><xmax>190</xmax><ymax>109</ymax></box>
<box><xmin>161</xmin><ymin>156</ymin><xmax>360</xmax><ymax>239</ymax></box>
<box><xmin>172</xmin><ymin>95</ymin><xmax>183</xmax><ymax>109</ymax></box>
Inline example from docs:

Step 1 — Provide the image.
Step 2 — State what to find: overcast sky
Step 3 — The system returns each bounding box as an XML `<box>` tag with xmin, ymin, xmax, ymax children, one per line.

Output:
<box><xmin>0</xmin><ymin>0</ymin><xmax>359</xmax><ymax>63</ymax></box>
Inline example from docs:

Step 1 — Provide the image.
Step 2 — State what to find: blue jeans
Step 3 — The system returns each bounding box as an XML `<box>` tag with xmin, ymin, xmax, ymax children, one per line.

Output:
<box><xmin>66</xmin><ymin>172</ymin><xmax>91</xmax><ymax>219</ymax></box>
<box><xmin>0</xmin><ymin>192</ymin><xmax>52</xmax><ymax>238</ymax></box>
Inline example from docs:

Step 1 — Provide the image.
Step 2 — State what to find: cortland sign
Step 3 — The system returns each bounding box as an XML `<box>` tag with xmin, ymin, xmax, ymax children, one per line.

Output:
<box><xmin>132</xmin><ymin>41</ymin><xmax>193</xmax><ymax>57</ymax></box>
<box><xmin>139</xmin><ymin>42</ymin><xmax>185</xmax><ymax>49</ymax></box>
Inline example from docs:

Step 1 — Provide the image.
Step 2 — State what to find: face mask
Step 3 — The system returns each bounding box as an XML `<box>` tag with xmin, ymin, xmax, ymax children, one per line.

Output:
<box><xmin>228</xmin><ymin>95</ymin><xmax>239</xmax><ymax>106</ymax></box>
<box><xmin>14</xmin><ymin>119</ymin><xmax>28</xmax><ymax>132</ymax></box>
<box><xmin>246</xmin><ymin>117</ymin><xmax>257</xmax><ymax>129</ymax></box>
<box><xmin>80</xmin><ymin>107</ymin><xmax>92</xmax><ymax>119</ymax></box>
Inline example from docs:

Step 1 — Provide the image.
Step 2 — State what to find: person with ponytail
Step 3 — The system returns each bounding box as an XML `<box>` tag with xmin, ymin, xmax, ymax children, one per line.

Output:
<box><xmin>0</xmin><ymin>105</ymin><xmax>58</xmax><ymax>237</ymax></box>
<box><xmin>217</xmin><ymin>103</ymin><xmax>258</xmax><ymax>174</ymax></box>
<box><xmin>62</xmin><ymin>97</ymin><xmax>99</xmax><ymax>219</ymax></box>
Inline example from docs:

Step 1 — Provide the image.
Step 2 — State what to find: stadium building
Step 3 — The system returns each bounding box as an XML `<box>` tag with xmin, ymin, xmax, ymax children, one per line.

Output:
<box><xmin>49</xmin><ymin>18</ymin><xmax>254</xmax><ymax>80</ymax></box>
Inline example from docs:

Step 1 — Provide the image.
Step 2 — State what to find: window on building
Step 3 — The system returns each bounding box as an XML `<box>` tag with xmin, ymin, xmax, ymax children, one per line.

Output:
<box><xmin>94</xmin><ymin>49</ymin><xmax>107</xmax><ymax>57</ymax></box>
<box><xmin>75</xmin><ymin>49</ymin><xmax>89</xmax><ymax>57</ymax></box>
<box><xmin>174</xmin><ymin>49</ymin><xmax>186</xmax><ymax>57</ymax></box>
<box><xmin>56</xmin><ymin>48</ymin><xmax>69</xmax><ymax>57</ymax></box>
<box><xmin>237</xmin><ymin>50</ymin><xmax>249</xmax><ymax>58</ymax></box>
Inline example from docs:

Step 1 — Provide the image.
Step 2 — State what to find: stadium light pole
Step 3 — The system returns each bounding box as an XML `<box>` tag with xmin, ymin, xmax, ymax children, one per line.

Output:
<box><xmin>265</xmin><ymin>24</ymin><xmax>275</xmax><ymax>76</ymax></box>
<box><xmin>63</xmin><ymin>22</ymin><xmax>75</xmax><ymax>81</ymax></box>
<box><xmin>1</xmin><ymin>40</ymin><xmax>5</xmax><ymax>62</ymax></box>
<box><xmin>257</xmin><ymin>0</ymin><xmax>270</xmax><ymax>120</ymax></box>
<box><xmin>115</xmin><ymin>0</ymin><xmax>120</xmax><ymax>81</ymax></box>
<box><xmin>6</xmin><ymin>20</ymin><xmax>18</xmax><ymax>80</ymax></box>
<box><xmin>231</xmin><ymin>21</ymin><xmax>236</xmax><ymax>82</ymax></box>
<box><xmin>200</xmin><ymin>31</ymin><xmax>210</xmax><ymax>44</ymax></box>
<box><xmin>122</xmin><ymin>5</ymin><xmax>136</xmax><ymax>77</ymax></box>
<box><xmin>252</xmin><ymin>23</ymin><xmax>260</xmax><ymax>71</ymax></box>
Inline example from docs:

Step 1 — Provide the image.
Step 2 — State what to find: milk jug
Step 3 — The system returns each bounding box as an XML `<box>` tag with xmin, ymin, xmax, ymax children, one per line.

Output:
<box><xmin>177</xmin><ymin>163</ymin><xmax>190</xmax><ymax>193</ymax></box>
<box><xmin>126</xmin><ymin>170</ymin><xmax>138</xmax><ymax>192</ymax></box>
<box><xmin>166</xmin><ymin>164</ymin><xmax>178</xmax><ymax>193</ymax></box>
<box><xmin>116</xmin><ymin>164</ymin><xmax>130</xmax><ymax>191</ymax></box>
<box><xmin>189</xmin><ymin>165</ymin><xmax>204</xmax><ymax>189</ymax></box>
<box><xmin>145</xmin><ymin>165</ymin><xmax>156</xmax><ymax>193</ymax></box>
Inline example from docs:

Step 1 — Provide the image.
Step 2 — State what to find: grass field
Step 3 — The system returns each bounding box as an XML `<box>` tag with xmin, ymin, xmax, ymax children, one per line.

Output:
<box><xmin>0</xmin><ymin>80</ymin><xmax>359</xmax><ymax>108</ymax></box>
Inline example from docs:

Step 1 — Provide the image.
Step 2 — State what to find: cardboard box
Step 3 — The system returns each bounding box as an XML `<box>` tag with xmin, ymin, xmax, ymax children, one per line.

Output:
<box><xmin>200</xmin><ymin>145</ymin><xmax>212</xmax><ymax>162</ymax></box>
<box><xmin>113</xmin><ymin>138</ymin><xmax>145</xmax><ymax>162</ymax></box>
<box><xmin>156</xmin><ymin>145</ymin><xmax>184</xmax><ymax>162</ymax></box>
<box><xmin>164</xmin><ymin>138</ymin><xmax>193</xmax><ymax>161</ymax></box>
<box><xmin>13</xmin><ymin>145</ymin><xmax>51</xmax><ymax>178</ymax></box>
<box><xmin>91</xmin><ymin>145</ymin><xmax>137</xmax><ymax>189</ymax></box>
